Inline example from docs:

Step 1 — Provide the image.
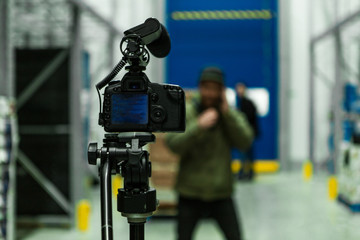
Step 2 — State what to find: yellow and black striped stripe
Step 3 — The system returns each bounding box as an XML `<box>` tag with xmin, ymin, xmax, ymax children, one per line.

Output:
<box><xmin>171</xmin><ymin>10</ymin><xmax>273</xmax><ymax>21</ymax></box>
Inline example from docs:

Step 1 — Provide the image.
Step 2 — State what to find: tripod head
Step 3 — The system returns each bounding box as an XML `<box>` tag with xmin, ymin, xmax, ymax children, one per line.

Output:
<box><xmin>88</xmin><ymin>133</ymin><xmax>157</xmax><ymax>240</ymax></box>
<box><xmin>88</xmin><ymin>133</ymin><xmax>155</xmax><ymax>190</ymax></box>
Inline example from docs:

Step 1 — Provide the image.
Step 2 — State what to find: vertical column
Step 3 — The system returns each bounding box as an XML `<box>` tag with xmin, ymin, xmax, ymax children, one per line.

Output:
<box><xmin>332</xmin><ymin>29</ymin><xmax>343</xmax><ymax>175</ymax></box>
<box><xmin>358</xmin><ymin>42</ymin><xmax>360</xmax><ymax>84</ymax></box>
<box><xmin>308</xmin><ymin>0</ymin><xmax>316</xmax><ymax>170</ymax></box>
<box><xmin>150</xmin><ymin>0</ymin><xmax>165</xmax><ymax>84</ymax></box>
<box><xmin>278</xmin><ymin>0</ymin><xmax>291</xmax><ymax>170</ymax></box>
<box><xmin>309</xmin><ymin>42</ymin><xmax>316</xmax><ymax>168</ymax></box>
<box><xmin>69</xmin><ymin>4</ymin><xmax>85</xmax><ymax>225</ymax></box>
<box><xmin>0</xmin><ymin>0</ymin><xmax>15</xmax><ymax>239</ymax></box>
<box><xmin>0</xmin><ymin>0</ymin><xmax>14</xmax><ymax>98</ymax></box>
<box><xmin>107</xmin><ymin>0</ymin><xmax>117</xmax><ymax>68</ymax></box>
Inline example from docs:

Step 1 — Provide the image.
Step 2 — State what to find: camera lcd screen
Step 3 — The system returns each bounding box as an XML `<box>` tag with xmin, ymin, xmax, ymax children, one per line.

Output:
<box><xmin>111</xmin><ymin>93</ymin><xmax>148</xmax><ymax>125</ymax></box>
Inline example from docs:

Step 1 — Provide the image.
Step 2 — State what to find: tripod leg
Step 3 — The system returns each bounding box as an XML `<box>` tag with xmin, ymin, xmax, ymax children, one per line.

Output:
<box><xmin>130</xmin><ymin>223</ymin><xmax>145</xmax><ymax>240</ymax></box>
<box><xmin>100</xmin><ymin>158</ymin><xmax>113</xmax><ymax>240</ymax></box>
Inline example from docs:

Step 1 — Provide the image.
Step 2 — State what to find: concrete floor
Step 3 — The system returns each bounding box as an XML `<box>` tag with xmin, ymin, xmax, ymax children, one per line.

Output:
<box><xmin>18</xmin><ymin>171</ymin><xmax>360</xmax><ymax>240</ymax></box>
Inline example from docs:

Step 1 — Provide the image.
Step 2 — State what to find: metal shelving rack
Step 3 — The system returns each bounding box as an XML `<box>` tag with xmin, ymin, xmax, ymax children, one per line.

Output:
<box><xmin>1</xmin><ymin>0</ymin><xmax>166</xmax><ymax>235</ymax></box>
<box><xmin>1</xmin><ymin>0</ymin><xmax>123</xmax><ymax>235</ymax></box>
<box><xmin>309</xmin><ymin>4</ymin><xmax>360</xmax><ymax>172</ymax></box>
<box><xmin>309</xmin><ymin>0</ymin><xmax>360</xmax><ymax>210</ymax></box>
<box><xmin>12</xmin><ymin>0</ymin><xmax>86</xmax><ymax>227</ymax></box>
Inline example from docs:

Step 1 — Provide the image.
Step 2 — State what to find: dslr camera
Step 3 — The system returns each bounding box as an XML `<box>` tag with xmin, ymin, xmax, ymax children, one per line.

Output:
<box><xmin>102</xmin><ymin>75</ymin><xmax>185</xmax><ymax>132</ymax></box>
<box><xmin>97</xmin><ymin>18</ymin><xmax>185</xmax><ymax>133</ymax></box>
<box><xmin>89</xmin><ymin>18</ymin><xmax>185</xmax><ymax>240</ymax></box>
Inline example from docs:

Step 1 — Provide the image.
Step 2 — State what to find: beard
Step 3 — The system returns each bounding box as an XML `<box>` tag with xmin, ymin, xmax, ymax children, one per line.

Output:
<box><xmin>200</xmin><ymin>96</ymin><xmax>221</xmax><ymax>110</ymax></box>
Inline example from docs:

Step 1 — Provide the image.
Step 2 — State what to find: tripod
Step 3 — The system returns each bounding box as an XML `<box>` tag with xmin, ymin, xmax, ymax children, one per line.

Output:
<box><xmin>88</xmin><ymin>132</ymin><xmax>158</xmax><ymax>240</ymax></box>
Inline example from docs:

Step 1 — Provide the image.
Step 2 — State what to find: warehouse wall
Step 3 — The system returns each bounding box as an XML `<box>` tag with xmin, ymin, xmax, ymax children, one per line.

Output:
<box><xmin>287</xmin><ymin>0</ymin><xmax>311</xmax><ymax>163</ymax></box>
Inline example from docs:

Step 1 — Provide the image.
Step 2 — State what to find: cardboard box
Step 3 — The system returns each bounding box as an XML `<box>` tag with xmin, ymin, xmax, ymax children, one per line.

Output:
<box><xmin>149</xmin><ymin>133</ymin><xmax>179</xmax><ymax>189</ymax></box>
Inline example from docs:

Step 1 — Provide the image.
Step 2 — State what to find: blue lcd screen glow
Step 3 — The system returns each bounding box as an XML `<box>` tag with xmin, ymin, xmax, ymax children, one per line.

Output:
<box><xmin>111</xmin><ymin>93</ymin><xmax>148</xmax><ymax>125</ymax></box>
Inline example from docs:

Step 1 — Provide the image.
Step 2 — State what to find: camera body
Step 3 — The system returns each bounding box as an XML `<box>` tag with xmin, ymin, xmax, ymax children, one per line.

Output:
<box><xmin>101</xmin><ymin>71</ymin><xmax>185</xmax><ymax>132</ymax></box>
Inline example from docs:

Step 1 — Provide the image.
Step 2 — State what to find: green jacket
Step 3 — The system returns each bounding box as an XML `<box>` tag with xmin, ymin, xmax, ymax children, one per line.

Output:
<box><xmin>165</xmin><ymin>94</ymin><xmax>254</xmax><ymax>201</ymax></box>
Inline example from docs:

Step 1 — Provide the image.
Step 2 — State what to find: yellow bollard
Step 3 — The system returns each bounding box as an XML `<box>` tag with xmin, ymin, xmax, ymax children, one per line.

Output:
<box><xmin>112</xmin><ymin>175</ymin><xmax>123</xmax><ymax>196</ymax></box>
<box><xmin>303</xmin><ymin>160</ymin><xmax>313</xmax><ymax>181</ymax></box>
<box><xmin>328</xmin><ymin>176</ymin><xmax>338</xmax><ymax>200</ymax></box>
<box><xmin>231</xmin><ymin>160</ymin><xmax>242</xmax><ymax>174</ymax></box>
<box><xmin>77</xmin><ymin>199</ymin><xmax>91</xmax><ymax>232</ymax></box>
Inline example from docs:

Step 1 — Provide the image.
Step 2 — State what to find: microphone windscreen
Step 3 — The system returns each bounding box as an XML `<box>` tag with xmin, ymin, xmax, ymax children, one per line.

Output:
<box><xmin>146</xmin><ymin>24</ymin><xmax>171</xmax><ymax>58</ymax></box>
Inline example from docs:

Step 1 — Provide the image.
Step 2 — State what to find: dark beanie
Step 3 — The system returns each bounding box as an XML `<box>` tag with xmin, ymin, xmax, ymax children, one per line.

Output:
<box><xmin>199</xmin><ymin>67</ymin><xmax>225</xmax><ymax>85</ymax></box>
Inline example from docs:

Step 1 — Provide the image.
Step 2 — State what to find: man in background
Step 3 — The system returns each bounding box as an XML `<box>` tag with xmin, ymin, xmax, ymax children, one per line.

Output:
<box><xmin>166</xmin><ymin>67</ymin><xmax>254</xmax><ymax>240</ymax></box>
<box><xmin>236</xmin><ymin>82</ymin><xmax>259</xmax><ymax>181</ymax></box>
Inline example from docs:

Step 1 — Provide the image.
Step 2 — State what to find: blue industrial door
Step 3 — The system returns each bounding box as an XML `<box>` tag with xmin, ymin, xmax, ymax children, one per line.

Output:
<box><xmin>166</xmin><ymin>0</ymin><xmax>278</xmax><ymax>161</ymax></box>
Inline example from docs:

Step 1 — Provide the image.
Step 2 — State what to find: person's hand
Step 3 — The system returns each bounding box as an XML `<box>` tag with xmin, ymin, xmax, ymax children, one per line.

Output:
<box><xmin>220</xmin><ymin>89</ymin><xmax>229</xmax><ymax>113</ymax></box>
<box><xmin>198</xmin><ymin>108</ymin><xmax>219</xmax><ymax>129</ymax></box>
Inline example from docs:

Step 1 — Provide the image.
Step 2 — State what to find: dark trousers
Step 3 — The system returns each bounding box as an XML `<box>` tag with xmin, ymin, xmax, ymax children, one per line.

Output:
<box><xmin>177</xmin><ymin>195</ymin><xmax>243</xmax><ymax>240</ymax></box>
<box><xmin>239</xmin><ymin>147</ymin><xmax>255</xmax><ymax>180</ymax></box>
